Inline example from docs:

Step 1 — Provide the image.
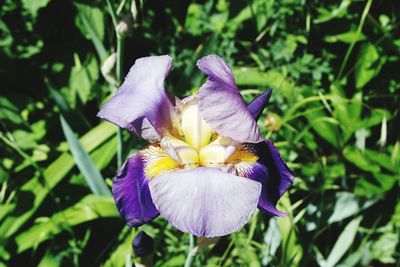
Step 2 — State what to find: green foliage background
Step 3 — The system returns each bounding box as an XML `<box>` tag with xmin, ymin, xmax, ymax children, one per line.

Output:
<box><xmin>1</xmin><ymin>0</ymin><xmax>399</xmax><ymax>266</ymax></box>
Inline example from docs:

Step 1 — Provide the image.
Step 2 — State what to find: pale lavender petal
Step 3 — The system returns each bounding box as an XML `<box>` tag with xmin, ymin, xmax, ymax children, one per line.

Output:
<box><xmin>98</xmin><ymin>55</ymin><xmax>175</xmax><ymax>142</ymax></box>
<box><xmin>149</xmin><ymin>167</ymin><xmax>261</xmax><ymax>237</ymax></box>
<box><xmin>113</xmin><ymin>154</ymin><xmax>159</xmax><ymax>227</ymax></box>
<box><xmin>247</xmin><ymin>89</ymin><xmax>272</xmax><ymax>121</ymax></box>
<box><xmin>197</xmin><ymin>55</ymin><xmax>262</xmax><ymax>143</ymax></box>
<box><xmin>248</xmin><ymin>140</ymin><xmax>294</xmax><ymax>216</ymax></box>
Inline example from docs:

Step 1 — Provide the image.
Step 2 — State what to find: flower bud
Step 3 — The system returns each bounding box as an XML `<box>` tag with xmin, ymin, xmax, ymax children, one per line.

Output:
<box><xmin>101</xmin><ymin>53</ymin><xmax>118</xmax><ymax>86</ymax></box>
<box><xmin>265</xmin><ymin>113</ymin><xmax>282</xmax><ymax>132</ymax></box>
<box><xmin>116</xmin><ymin>15</ymin><xmax>133</xmax><ymax>37</ymax></box>
<box><xmin>132</xmin><ymin>231</ymin><xmax>154</xmax><ymax>257</ymax></box>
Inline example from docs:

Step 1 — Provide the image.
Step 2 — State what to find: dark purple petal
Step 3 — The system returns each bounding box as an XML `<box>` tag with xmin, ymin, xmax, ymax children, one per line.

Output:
<box><xmin>132</xmin><ymin>231</ymin><xmax>155</xmax><ymax>257</ymax></box>
<box><xmin>248</xmin><ymin>89</ymin><xmax>272</xmax><ymax>121</ymax></box>
<box><xmin>113</xmin><ymin>154</ymin><xmax>159</xmax><ymax>227</ymax></box>
<box><xmin>97</xmin><ymin>55</ymin><xmax>175</xmax><ymax>142</ymax></box>
<box><xmin>149</xmin><ymin>167</ymin><xmax>261</xmax><ymax>237</ymax></box>
<box><xmin>248</xmin><ymin>140</ymin><xmax>294</xmax><ymax>216</ymax></box>
<box><xmin>197</xmin><ymin>55</ymin><xmax>263</xmax><ymax>143</ymax></box>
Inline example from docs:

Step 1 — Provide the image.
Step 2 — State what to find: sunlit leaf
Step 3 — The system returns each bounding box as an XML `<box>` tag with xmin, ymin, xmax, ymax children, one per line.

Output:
<box><xmin>324</xmin><ymin>217</ymin><xmax>362</xmax><ymax>267</ymax></box>
<box><xmin>60</xmin><ymin>116</ymin><xmax>111</xmax><ymax>196</ymax></box>
<box><xmin>355</xmin><ymin>43</ymin><xmax>384</xmax><ymax>89</ymax></box>
<box><xmin>15</xmin><ymin>195</ymin><xmax>118</xmax><ymax>253</ymax></box>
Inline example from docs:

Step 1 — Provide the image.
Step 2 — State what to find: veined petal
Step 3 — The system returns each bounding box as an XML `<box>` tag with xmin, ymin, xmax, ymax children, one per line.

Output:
<box><xmin>248</xmin><ymin>141</ymin><xmax>294</xmax><ymax>216</ymax></box>
<box><xmin>248</xmin><ymin>89</ymin><xmax>272</xmax><ymax>121</ymax></box>
<box><xmin>149</xmin><ymin>167</ymin><xmax>261</xmax><ymax>237</ymax></box>
<box><xmin>197</xmin><ymin>55</ymin><xmax>263</xmax><ymax>143</ymax></box>
<box><xmin>97</xmin><ymin>55</ymin><xmax>175</xmax><ymax>142</ymax></box>
<box><xmin>113</xmin><ymin>154</ymin><xmax>159</xmax><ymax>227</ymax></box>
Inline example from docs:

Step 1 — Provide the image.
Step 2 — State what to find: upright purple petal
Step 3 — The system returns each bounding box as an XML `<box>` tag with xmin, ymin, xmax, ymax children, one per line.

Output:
<box><xmin>149</xmin><ymin>167</ymin><xmax>261</xmax><ymax>237</ymax></box>
<box><xmin>248</xmin><ymin>89</ymin><xmax>272</xmax><ymax>121</ymax></box>
<box><xmin>98</xmin><ymin>55</ymin><xmax>175</xmax><ymax>142</ymax></box>
<box><xmin>248</xmin><ymin>140</ymin><xmax>294</xmax><ymax>216</ymax></box>
<box><xmin>113</xmin><ymin>154</ymin><xmax>159</xmax><ymax>227</ymax></box>
<box><xmin>197</xmin><ymin>55</ymin><xmax>262</xmax><ymax>143</ymax></box>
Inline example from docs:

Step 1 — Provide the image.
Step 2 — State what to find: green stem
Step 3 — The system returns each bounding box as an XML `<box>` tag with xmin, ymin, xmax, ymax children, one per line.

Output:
<box><xmin>116</xmin><ymin>35</ymin><xmax>125</xmax><ymax>167</ymax></box>
<box><xmin>105</xmin><ymin>0</ymin><xmax>126</xmax><ymax>168</ymax></box>
<box><xmin>336</xmin><ymin>0</ymin><xmax>373</xmax><ymax>81</ymax></box>
<box><xmin>116</xmin><ymin>35</ymin><xmax>125</xmax><ymax>82</ymax></box>
<box><xmin>105</xmin><ymin>0</ymin><xmax>118</xmax><ymax>28</ymax></box>
<box><xmin>184</xmin><ymin>234</ymin><xmax>195</xmax><ymax>267</ymax></box>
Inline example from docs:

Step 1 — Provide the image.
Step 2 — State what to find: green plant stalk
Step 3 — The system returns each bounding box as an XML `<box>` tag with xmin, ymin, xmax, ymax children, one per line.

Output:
<box><xmin>105</xmin><ymin>0</ymin><xmax>126</xmax><ymax>167</ymax></box>
<box><xmin>105</xmin><ymin>0</ymin><xmax>118</xmax><ymax>28</ymax></box>
<box><xmin>336</xmin><ymin>0</ymin><xmax>373</xmax><ymax>81</ymax></box>
<box><xmin>184</xmin><ymin>234</ymin><xmax>195</xmax><ymax>267</ymax></box>
<box><xmin>116</xmin><ymin>35</ymin><xmax>125</xmax><ymax>167</ymax></box>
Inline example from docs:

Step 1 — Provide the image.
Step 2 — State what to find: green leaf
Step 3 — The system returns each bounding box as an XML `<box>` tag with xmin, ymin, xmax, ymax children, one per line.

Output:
<box><xmin>371</xmin><ymin>232</ymin><xmax>398</xmax><ymax>264</ymax></box>
<box><xmin>75</xmin><ymin>3</ymin><xmax>105</xmax><ymax>41</ymax></box>
<box><xmin>21</xmin><ymin>0</ymin><xmax>51</xmax><ymax>18</ymax></box>
<box><xmin>355</xmin><ymin>173</ymin><xmax>397</xmax><ymax>197</ymax></box>
<box><xmin>75</xmin><ymin>3</ymin><xmax>107</xmax><ymax>61</ymax></box>
<box><xmin>358</xmin><ymin>108</ymin><xmax>390</xmax><ymax>129</ymax></box>
<box><xmin>328</xmin><ymin>192</ymin><xmax>377</xmax><ymax>224</ymax></box>
<box><xmin>324</xmin><ymin>217</ymin><xmax>362</xmax><ymax>267</ymax></box>
<box><xmin>306</xmin><ymin>112</ymin><xmax>341</xmax><ymax>148</ymax></box>
<box><xmin>103</xmin><ymin>229</ymin><xmax>135</xmax><ymax>267</ymax></box>
<box><xmin>60</xmin><ymin>116</ymin><xmax>111</xmax><ymax>196</ymax></box>
<box><xmin>0</xmin><ymin>122</ymin><xmax>115</xmax><ymax>240</ymax></box>
<box><xmin>0</xmin><ymin>96</ymin><xmax>24</xmax><ymax>125</ymax></box>
<box><xmin>343</xmin><ymin>146</ymin><xmax>380</xmax><ymax>173</ymax></box>
<box><xmin>233</xmin><ymin>68</ymin><xmax>295</xmax><ymax>98</ymax></box>
<box><xmin>324</xmin><ymin>30</ymin><xmax>367</xmax><ymax>44</ymax></box>
<box><xmin>69</xmin><ymin>54</ymin><xmax>99</xmax><ymax>105</ymax></box>
<box><xmin>15</xmin><ymin>195</ymin><xmax>118</xmax><ymax>253</ymax></box>
<box><xmin>355</xmin><ymin>43</ymin><xmax>383</xmax><ymax>89</ymax></box>
<box><xmin>314</xmin><ymin>0</ymin><xmax>352</xmax><ymax>24</ymax></box>
<box><xmin>332</xmin><ymin>94</ymin><xmax>362</xmax><ymax>142</ymax></box>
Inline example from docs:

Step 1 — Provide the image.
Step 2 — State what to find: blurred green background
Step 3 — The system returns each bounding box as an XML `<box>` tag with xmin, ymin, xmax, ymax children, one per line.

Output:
<box><xmin>0</xmin><ymin>0</ymin><xmax>399</xmax><ymax>266</ymax></box>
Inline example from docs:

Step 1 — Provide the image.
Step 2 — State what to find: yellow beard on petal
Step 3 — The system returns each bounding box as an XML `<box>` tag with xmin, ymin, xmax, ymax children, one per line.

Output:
<box><xmin>145</xmin><ymin>156</ymin><xmax>179</xmax><ymax>179</ymax></box>
<box><xmin>142</xmin><ymin>146</ymin><xmax>180</xmax><ymax>179</ymax></box>
<box><xmin>227</xmin><ymin>149</ymin><xmax>258</xmax><ymax>164</ymax></box>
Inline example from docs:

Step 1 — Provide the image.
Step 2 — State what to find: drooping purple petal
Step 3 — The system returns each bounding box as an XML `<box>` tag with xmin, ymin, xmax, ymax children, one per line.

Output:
<box><xmin>97</xmin><ymin>55</ymin><xmax>175</xmax><ymax>142</ymax></box>
<box><xmin>248</xmin><ymin>89</ymin><xmax>272</xmax><ymax>121</ymax></box>
<box><xmin>149</xmin><ymin>167</ymin><xmax>261</xmax><ymax>237</ymax></box>
<box><xmin>248</xmin><ymin>140</ymin><xmax>294</xmax><ymax>216</ymax></box>
<box><xmin>113</xmin><ymin>154</ymin><xmax>159</xmax><ymax>227</ymax></box>
<box><xmin>197</xmin><ymin>55</ymin><xmax>262</xmax><ymax>143</ymax></box>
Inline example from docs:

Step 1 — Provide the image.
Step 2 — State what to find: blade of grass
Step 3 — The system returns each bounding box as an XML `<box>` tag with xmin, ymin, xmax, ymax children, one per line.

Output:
<box><xmin>336</xmin><ymin>0</ymin><xmax>373</xmax><ymax>81</ymax></box>
<box><xmin>15</xmin><ymin>195</ymin><xmax>118</xmax><ymax>253</ymax></box>
<box><xmin>60</xmin><ymin>116</ymin><xmax>111</xmax><ymax>196</ymax></box>
<box><xmin>324</xmin><ymin>217</ymin><xmax>362</xmax><ymax>267</ymax></box>
<box><xmin>0</xmin><ymin>122</ymin><xmax>115</xmax><ymax>240</ymax></box>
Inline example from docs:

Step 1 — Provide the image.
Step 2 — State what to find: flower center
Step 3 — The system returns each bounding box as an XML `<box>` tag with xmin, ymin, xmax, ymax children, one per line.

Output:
<box><xmin>160</xmin><ymin>100</ymin><xmax>238</xmax><ymax>168</ymax></box>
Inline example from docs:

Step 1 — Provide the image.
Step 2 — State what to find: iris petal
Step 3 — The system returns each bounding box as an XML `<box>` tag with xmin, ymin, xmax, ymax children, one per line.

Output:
<box><xmin>197</xmin><ymin>55</ymin><xmax>263</xmax><ymax>143</ymax></box>
<box><xmin>149</xmin><ymin>167</ymin><xmax>261</xmax><ymax>237</ymax></box>
<box><xmin>113</xmin><ymin>154</ymin><xmax>159</xmax><ymax>227</ymax></box>
<box><xmin>248</xmin><ymin>89</ymin><xmax>272</xmax><ymax>121</ymax></box>
<box><xmin>248</xmin><ymin>141</ymin><xmax>294</xmax><ymax>216</ymax></box>
<box><xmin>97</xmin><ymin>55</ymin><xmax>175</xmax><ymax>142</ymax></box>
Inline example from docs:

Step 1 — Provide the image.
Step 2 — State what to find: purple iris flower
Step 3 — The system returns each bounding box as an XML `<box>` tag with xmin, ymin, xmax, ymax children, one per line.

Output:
<box><xmin>97</xmin><ymin>55</ymin><xmax>293</xmax><ymax>237</ymax></box>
